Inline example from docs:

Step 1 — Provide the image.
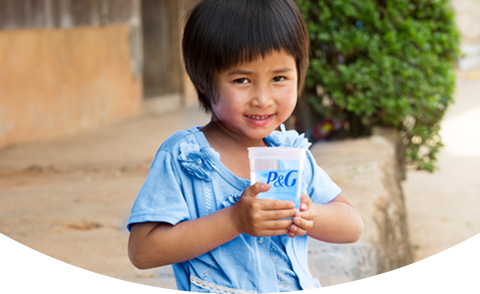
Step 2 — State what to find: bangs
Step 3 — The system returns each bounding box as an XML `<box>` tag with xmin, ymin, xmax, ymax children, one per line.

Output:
<box><xmin>182</xmin><ymin>0</ymin><xmax>309</xmax><ymax>112</ymax></box>
<box><xmin>214</xmin><ymin>2</ymin><xmax>304</xmax><ymax>71</ymax></box>
<box><xmin>200</xmin><ymin>0</ymin><xmax>306</xmax><ymax>71</ymax></box>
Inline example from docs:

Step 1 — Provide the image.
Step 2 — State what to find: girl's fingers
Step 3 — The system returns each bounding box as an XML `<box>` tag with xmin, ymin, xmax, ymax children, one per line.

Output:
<box><xmin>299</xmin><ymin>194</ymin><xmax>311</xmax><ymax>209</ymax></box>
<box><xmin>293</xmin><ymin>216</ymin><xmax>313</xmax><ymax>231</ymax></box>
<box><xmin>260</xmin><ymin>199</ymin><xmax>296</xmax><ymax>210</ymax></box>
<box><xmin>265</xmin><ymin>219</ymin><xmax>296</xmax><ymax>231</ymax></box>
<box><xmin>287</xmin><ymin>224</ymin><xmax>307</xmax><ymax>237</ymax></box>
<box><xmin>252</xmin><ymin>220</ymin><xmax>294</xmax><ymax>237</ymax></box>
<box><xmin>262</xmin><ymin>208</ymin><xmax>297</xmax><ymax>221</ymax></box>
<box><xmin>294</xmin><ymin>227</ymin><xmax>307</xmax><ymax>237</ymax></box>
<box><xmin>243</xmin><ymin>182</ymin><xmax>271</xmax><ymax>198</ymax></box>
<box><xmin>300</xmin><ymin>202</ymin><xmax>309</xmax><ymax>211</ymax></box>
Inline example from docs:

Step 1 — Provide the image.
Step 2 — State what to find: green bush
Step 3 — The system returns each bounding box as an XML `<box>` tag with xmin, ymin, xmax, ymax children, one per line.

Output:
<box><xmin>295</xmin><ymin>0</ymin><xmax>460</xmax><ymax>172</ymax></box>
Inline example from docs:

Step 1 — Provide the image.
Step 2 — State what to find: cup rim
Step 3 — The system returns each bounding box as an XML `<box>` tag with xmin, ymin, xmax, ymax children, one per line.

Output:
<box><xmin>248</xmin><ymin>147</ymin><xmax>307</xmax><ymax>160</ymax></box>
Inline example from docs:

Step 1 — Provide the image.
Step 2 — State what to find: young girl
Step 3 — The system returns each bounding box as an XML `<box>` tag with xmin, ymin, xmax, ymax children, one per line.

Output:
<box><xmin>127</xmin><ymin>0</ymin><xmax>363</xmax><ymax>292</ymax></box>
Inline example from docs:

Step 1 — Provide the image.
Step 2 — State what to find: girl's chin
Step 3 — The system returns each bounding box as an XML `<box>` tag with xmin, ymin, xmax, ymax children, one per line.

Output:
<box><xmin>243</xmin><ymin>127</ymin><xmax>278</xmax><ymax>141</ymax></box>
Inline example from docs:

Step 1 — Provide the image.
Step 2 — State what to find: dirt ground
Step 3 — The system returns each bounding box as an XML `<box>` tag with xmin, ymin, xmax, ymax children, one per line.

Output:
<box><xmin>0</xmin><ymin>107</ymin><xmax>211</xmax><ymax>288</ymax></box>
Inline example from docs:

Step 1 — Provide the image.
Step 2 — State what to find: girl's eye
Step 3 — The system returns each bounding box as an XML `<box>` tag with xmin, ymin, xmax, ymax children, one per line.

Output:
<box><xmin>272</xmin><ymin>76</ymin><xmax>286</xmax><ymax>82</ymax></box>
<box><xmin>233</xmin><ymin>78</ymin><xmax>249</xmax><ymax>84</ymax></box>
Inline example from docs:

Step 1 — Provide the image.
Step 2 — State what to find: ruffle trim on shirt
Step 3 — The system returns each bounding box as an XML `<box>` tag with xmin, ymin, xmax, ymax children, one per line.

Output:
<box><xmin>220</xmin><ymin>193</ymin><xmax>242</xmax><ymax>209</ymax></box>
<box><xmin>268</xmin><ymin>124</ymin><xmax>311</xmax><ymax>149</ymax></box>
<box><xmin>190</xmin><ymin>275</ymin><xmax>258</xmax><ymax>294</ymax></box>
<box><xmin>178</xmin><ymin>141</ymin><xmax>219</xmax><ymax>181</ymax></box>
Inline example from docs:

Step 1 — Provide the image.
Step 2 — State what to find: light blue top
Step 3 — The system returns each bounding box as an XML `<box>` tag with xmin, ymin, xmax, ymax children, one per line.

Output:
<box><xmin>127</xmin><ymin>126</ymin><xmax>341</xmax><ymax>293</ymax></box>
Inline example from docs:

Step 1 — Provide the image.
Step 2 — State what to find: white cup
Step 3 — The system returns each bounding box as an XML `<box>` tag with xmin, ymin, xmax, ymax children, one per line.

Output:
<box><xmin>248</xmin><ymin>147</ymin><xmax>306</xmax><ymax>209</ymax></box>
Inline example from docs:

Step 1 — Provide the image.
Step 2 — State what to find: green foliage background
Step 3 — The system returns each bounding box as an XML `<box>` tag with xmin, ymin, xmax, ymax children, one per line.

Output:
<box><xmin>295</xmin><ymin>0</ymin><xmax>460</xmax><ymax>171</ymax></box>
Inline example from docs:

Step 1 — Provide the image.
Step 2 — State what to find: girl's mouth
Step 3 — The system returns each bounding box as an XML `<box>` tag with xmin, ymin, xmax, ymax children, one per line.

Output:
<box><xmin>245</xmin><ymin>114</ymin><xmax>273</xmax><ymax>120</ymax></box>
<box><xmin>245</xmin><ymin>114</ymin><xmax>274</xmax><ymax>127</ymax></box>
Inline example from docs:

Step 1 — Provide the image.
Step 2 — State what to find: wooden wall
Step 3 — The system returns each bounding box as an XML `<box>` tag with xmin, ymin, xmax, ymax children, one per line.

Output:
<box><xmin>0</xmin><ymin>0</ymin><xmax>143</xmax><ymax>148</ymax></box>
<box><xmin>0</xmin><ymin>0</ymin><xmax>139</xmax><ymax>29</ymax></box>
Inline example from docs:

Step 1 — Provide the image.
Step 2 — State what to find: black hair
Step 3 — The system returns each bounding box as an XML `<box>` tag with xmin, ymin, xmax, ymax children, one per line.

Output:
<box><xmin>182</xmin><ymin>0</ymin><xmax>309</xmax><ymax>113</ymax></box>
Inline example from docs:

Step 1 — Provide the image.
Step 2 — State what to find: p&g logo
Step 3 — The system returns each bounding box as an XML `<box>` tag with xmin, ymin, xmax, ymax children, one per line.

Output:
<box><xmin>266</xmin><ymin>170</ymin><xmax>298</xmax><ymax>188</ymax></box>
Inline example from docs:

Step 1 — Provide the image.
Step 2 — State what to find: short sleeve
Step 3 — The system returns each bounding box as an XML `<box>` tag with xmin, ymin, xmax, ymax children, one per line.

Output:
<box><xmin>127</xmin><ymin>150</ymin><xmax>190</xmax><ymax>231</ymax></box>
<box><xmin>302</xmin><ymin>150</ymin><xmax>341</xmax><ymax>204</ymax></box>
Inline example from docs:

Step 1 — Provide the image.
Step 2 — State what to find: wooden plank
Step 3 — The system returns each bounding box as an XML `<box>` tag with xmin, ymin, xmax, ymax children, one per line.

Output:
<box><xmin>70</xmin><ymin>0</ymin><xmax>96</xmax><ymax>26</ymax></box>
<box><xmin>0</xmin><ymin>1</ymin><xmax>7</xmax><ymax>28</ymax></box>
<box><xmin>0</xmin><ymin>0</ymin><xmax>26</xmax><ymax>29</ymax></box>
<box><xmin>26</xmin><ymin>0</ymin><xmax>49</xmax><ymax>28</ymax></box>
<box><xmin>107</xmin><ymin>0</ymin><xmax>135</xmax><ymax>24</ymax></box>
<box><xmin>58</xmin><ymin>0</ymin><xmax>73</xmax><ymax>28</ymax></box>
<box><xmin>43</xmin><ymin>0</ymin><xmax>55</xmax><ymax>28</ymax></box>
<box><xmin>0</xmin><ymin>0</ymin><xmax>141</xmax><ymax>29</ymax></box>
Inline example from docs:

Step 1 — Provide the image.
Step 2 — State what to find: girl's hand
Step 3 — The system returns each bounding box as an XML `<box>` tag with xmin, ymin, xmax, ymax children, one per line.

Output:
<box><xmin>230</xmin><ymin>182</ymin><xmax>297</xmax><ymax>237</ymax></box>
<box><xmin>287</xmin><ymin>193</ymin><xmax>316</xmax><ymax>238</ymax></box>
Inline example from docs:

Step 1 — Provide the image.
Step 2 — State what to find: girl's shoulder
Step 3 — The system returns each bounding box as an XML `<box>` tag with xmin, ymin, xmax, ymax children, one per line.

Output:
<box><xmin>155</xmin><ymin>127</ymin><xmax>220</xmax><ymax>182</ymax></box>
<box><xmin>157</xmin><ymin>127</ymin><xmax>204</xmax><ymax>154</ymax></box>
<box><xmin>265</xmin><ymin>124</ymin><xmax>312</xmax><ymax>148</ymax></box>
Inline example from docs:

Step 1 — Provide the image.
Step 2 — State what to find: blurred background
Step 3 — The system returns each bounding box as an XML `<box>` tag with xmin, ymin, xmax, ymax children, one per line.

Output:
<box><xmin>0</xmin><ymin>0</ymin><xmax>479</xmax><ymax>290</ymax></box>
<box><xmin>0</xmin><ymin>0</ymin><xmax>478</xmax><ymax>149</ymax></box>
<box><xmin>0</xmin><ymin>0</ymin><xmax>202</xmax><ymax>149</ymax></box>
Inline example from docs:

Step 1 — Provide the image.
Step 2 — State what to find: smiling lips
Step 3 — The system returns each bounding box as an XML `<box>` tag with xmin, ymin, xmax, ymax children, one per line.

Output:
<box><xmin>245</xmin><ymin>114</ymin><xmax>274</xmax><ymax>127</ymax></box>
<box><xmin>246</xmin><ymin>114</ymin><xmax>273</xmax><ymax>120</ymax></box>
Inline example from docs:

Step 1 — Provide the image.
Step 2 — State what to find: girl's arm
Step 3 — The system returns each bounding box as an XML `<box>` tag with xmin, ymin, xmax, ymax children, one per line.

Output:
<box><xmin>287</xmin><ymin>194</ymin><xmax>364</xmax><ymax>243</ymax></box>
<box><xmin>128</xmin><ymin>206</ymin><xmax>238</xmax><ymax>269</ymax></box>
<box><xmin>128</xmin><ymin>183</ymin><xmax>297</xmax><ymax>269</ymax></box>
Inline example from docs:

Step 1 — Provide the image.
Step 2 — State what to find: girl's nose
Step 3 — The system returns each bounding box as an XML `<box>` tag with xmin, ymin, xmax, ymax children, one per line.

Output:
<box><xmin>250</xmin><ymin>85</ymin><xmax>273</xmax><ymax>108</ymax></box>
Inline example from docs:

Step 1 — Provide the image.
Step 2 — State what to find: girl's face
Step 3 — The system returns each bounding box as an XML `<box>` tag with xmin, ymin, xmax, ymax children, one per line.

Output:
<box><xmin>212</xmin><ymin>50</ymin><xmax>298</xmax><ymax>144</ymax></box>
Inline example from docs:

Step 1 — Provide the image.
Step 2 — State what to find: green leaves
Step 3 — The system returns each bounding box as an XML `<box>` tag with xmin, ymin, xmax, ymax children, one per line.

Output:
<box><xmin>296</xmin><ymin>0</ymin><xmax>460</xmax><ymax>171</ymax></box>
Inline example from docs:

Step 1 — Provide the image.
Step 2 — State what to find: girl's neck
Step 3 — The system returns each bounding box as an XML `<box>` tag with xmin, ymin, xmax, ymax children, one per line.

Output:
<box><xmin>200</xmin><ymin>120</ymin><xmax>268</xmax><ymax>152</ymax></box>
<box><xmin>200</xmin><ymin>120</ymin><xmax>269</xmax><ymax>179</ymax></box>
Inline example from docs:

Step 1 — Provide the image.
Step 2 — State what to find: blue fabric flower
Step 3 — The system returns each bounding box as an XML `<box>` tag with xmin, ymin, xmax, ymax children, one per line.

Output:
<box><xmin>220</xmin><ymin>193</ymin><xmax>242</xmax><ymax>209</ymax></box>
<box><xmin>268</xmin><ymin>124</ymin><xmax>312</xmax><ymax>148</ymax></box>
<box><xmin>178</xmin><ymin>142</ymin><xmax>218</xmax><ymax>181</ymax></box>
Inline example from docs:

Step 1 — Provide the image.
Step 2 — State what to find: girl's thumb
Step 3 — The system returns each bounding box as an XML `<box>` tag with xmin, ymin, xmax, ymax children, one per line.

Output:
<box><xmin>245</xmin><ymin>182</ymin><xmax>271</xmax><ymax>198</ymax></box>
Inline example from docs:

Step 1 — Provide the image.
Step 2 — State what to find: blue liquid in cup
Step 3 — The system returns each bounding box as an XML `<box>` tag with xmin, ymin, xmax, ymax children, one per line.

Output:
<box><xmin>251</xmin><ymin>168</ymin><xmax>301</xmax><ymax>209</ymax></box>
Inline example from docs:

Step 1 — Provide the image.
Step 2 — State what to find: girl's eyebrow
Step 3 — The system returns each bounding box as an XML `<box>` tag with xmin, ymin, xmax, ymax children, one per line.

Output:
<box><xmin>226</xmin><ymin>69</ymin><xmax>252</xmax><ymax>76</ymax></box>
<box><xmin>272</xmin><ymin>67</ymin><xmax>295</xmax><ymax>74</ymax></box>
<box><xmin>226</xmin><ymin>67</ymin><xmax>294</xmax><ymax>76</ymax></box>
